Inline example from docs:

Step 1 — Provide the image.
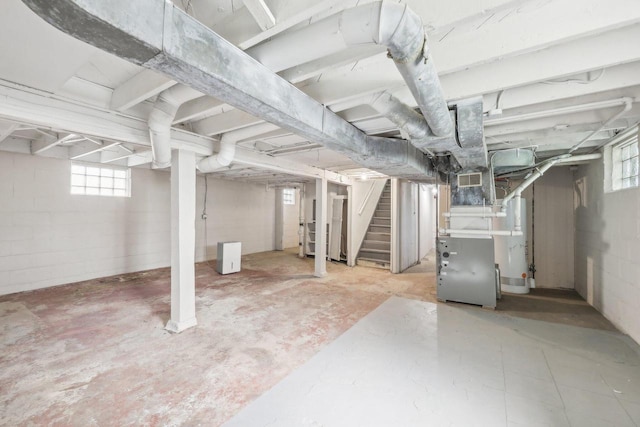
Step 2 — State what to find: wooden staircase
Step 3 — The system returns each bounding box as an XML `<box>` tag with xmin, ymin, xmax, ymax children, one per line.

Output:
<box><xmin>356</xmin><ymin>181</ymin><xmax>391</xmax><ymax>269</ymax></box>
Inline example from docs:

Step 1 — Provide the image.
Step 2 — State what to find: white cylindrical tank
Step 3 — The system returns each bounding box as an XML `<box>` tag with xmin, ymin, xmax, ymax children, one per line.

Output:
<box><xmin>494</xmin><ymin>198</ymin><xmax>529</xmax><ymax>294</ymax></box>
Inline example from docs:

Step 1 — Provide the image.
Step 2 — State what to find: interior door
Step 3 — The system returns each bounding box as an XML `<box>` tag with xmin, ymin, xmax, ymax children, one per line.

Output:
<box><xmin>329</xmin><ymin>198</ymin><xmax>343</xmax><ymax>261</ymax></box>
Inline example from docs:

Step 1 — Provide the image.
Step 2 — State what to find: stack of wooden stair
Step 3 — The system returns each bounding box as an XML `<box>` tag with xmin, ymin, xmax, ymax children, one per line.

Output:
<box><xmin>356</xmin><ymin>181</ymin><xmax>391</xmax><ymax>269</ymax></box>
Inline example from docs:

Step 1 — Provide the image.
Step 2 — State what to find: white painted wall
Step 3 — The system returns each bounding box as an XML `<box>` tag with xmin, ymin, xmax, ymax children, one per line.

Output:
<box><xmin>195</xmin><ymin>175</ymin><xmax>276</xmax><ymax>261</ymax></box>
<box><xmin>0</xmin><ymin>151</ymin><xmax>277</xmax><ymax>296</ymax></box>
<box><xmin>574</xmin><ymin>159</ymin><xmax>640</xmax><ymax>343</ymax></box>
<box><xmin>419</xmin><ymin>184</ymin><xmax>436</xmax><ymax>259</ymax></box>
<box><xmin>0</xmin><ymin>151</ymin><xmax>171</xmax><ymax>295</ymax></box>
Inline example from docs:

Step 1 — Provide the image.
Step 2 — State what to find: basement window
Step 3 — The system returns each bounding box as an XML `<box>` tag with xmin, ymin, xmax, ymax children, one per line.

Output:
<box><xmin>606</xmin><ymin>138</ymin><xmax>639</xmax><ymax>192</ymax></box>
<box><xmin>457</xmin><ymin>172</ymin><xmax>483</xmax><ymax>188</ymax></box>
<box><xmin>283</xmin><ymin>188</ymin><xmax>295</xmax><ymax>205</ymax></box>
<box><xmin>619</xmin><ymin>141</ymin><xmax>639</xmax><ymax>189</ymax></box>
<box><xmin>71</xmin><ymin>164</ymin><xmax>131</xmax><ymax>197</ymax></box>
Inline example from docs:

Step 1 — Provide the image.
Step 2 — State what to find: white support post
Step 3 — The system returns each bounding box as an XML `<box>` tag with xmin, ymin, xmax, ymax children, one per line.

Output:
<box><xmin>275</xmin><ymin>188</ymin><xmax>284</xmax><ymax>251</ymax></box>
<box><xmin>314</xmin><ymin>176</ymin><xmax>328</xmax><ymax>277</ymax></box>
<box><xmin>166</xmin><ymin>149</ymin><xmax>197</xmax><ymax>333</ymax></box>
<box><xmin>390</xmin><ymin>178</ymin><xmax>400</xmax><ymax>274</ymax></box>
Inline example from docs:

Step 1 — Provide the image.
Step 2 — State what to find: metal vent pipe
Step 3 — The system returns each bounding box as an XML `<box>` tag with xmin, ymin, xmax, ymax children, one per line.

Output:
<box><xmin>248</xmin><ymin>1</ymin><xmax>453</xmax><ymax>137</ymax></box>
<box><xmin>21</xmin><ymin>0</ymin><xmax>437</xmax><ymax>180</ymax></box>
<box><xmin>148</xmin><ymin>84</ymin><xmax>202</xmax><ymax>168</ymax></box>
<box><xmin>198</xmin><ymin>122</ymin><xmax>279</xmax><ymax>173</ymax></box>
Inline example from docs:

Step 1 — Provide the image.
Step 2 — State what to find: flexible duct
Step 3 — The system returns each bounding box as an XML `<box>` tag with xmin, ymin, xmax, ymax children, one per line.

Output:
<box><xmin>248</xmin><ymin>1</ymin><xmax>453</xmax><ymax>137</ymax></box>
<box><xmin>148</xmin><ymin>84</ymin><xmax>202</xmax><ymax>168</ymax></box>
<box><xmin>197</xmin><ymin>122</ymin><xmax>279</xmax><ymax>173</ymax></box>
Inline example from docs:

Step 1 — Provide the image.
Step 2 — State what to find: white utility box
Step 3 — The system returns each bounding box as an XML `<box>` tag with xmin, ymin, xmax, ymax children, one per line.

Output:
<box><xmin>216</xmin><ymin>241</ymin><xmax>241</xmax><ymax>274</ymax></box>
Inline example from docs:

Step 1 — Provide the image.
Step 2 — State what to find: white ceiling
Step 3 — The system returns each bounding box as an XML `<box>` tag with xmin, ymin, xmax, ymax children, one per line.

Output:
<box><xmin>0</xmin><ymin>0</ymin><xmax>639</xmax><ymax>185</ymax></box>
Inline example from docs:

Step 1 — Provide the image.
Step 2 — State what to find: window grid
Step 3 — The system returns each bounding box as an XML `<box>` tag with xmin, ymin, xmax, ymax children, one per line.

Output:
<box><xmin>283</xmin><ymin>188</ymin><xmax>295</xmax><ymax>205</ymax></box>
<box><xmin>71</xmin><ymin>164</ymin><xmax>131</xmax><ymax>197</ymax></box>
<box><xmin>620</xmin><ymin>142</ymin><xmax>639</xmax><ymax>189</ymax></box>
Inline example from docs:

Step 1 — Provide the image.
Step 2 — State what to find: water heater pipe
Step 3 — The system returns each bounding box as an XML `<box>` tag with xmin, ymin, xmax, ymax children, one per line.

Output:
<box><xmin>568</xmin><ymin>98</ymin><xmax>633</xmax><ymax>154</ymax></box>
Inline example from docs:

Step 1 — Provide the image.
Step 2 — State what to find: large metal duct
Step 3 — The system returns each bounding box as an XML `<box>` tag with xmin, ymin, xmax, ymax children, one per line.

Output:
<box><xmin>247</xmin><ymin>1</ymin><xmax>453</xmax><ymax>137</ymax></box>
<box><xmin>22</xmin><ymin>0</ymin><xmax>438</xmax><ymax>181</ymax></box>
<box><xmin>197</xmin><ymin>122</ymin><xmax>279</xmax><ymax>173</ymax></box>
<box><xmin>148</xmin><ymin>84</ymin><xmax>202</xmax><ymax>168</ymax></box>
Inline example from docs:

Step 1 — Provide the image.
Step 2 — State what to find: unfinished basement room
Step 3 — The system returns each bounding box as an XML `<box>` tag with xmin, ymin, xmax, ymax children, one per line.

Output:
<box><xmin>1</xmin><ymin>0</ymin><xmax>640</xmax><ymax>425</ymax></box>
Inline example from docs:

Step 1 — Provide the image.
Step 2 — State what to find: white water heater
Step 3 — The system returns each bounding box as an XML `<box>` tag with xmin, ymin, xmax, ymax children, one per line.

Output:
<box><xmin>493</xmin><ymin>198</ymin><xmax>529</xmax><ymax>294</ymax></box>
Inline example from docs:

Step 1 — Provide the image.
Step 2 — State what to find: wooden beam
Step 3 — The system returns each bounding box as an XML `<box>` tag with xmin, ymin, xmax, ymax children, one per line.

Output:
<box><xmin>31</xmin><ymin>133</ymin><xmax>76</xmax><ymax>155</ymax></box>
<box><xmin>0</xmin><ymin>121</ymin><xmax>19</xmax><ymax>144</ymax></box>
<box><xmin>110</xmin><ymin>69</ymin><xmax>175</xmax><ymax>111</ymax></box>
<box><xmin>70</xmin><ymin>142</ymin><xmax>121</xmax><ymax>160</ymax></box>
<box><xmin>243</xmin><ymin>0</ymin><xmax>276</xmax><ymax>31</ymax></box>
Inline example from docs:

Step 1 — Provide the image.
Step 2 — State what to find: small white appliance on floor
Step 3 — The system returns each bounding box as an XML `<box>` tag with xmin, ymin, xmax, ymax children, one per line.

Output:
<box><xmin>216</xmin><ymin>241</ymin><xmax>241</xmax><ymax>274</ymax></box>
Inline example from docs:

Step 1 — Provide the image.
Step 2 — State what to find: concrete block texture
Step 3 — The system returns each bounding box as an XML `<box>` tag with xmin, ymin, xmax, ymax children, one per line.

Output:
<box><xmin>0</xmin><ymin>151</ymin><xmax>278</xmax><ymax>295</ymax></box>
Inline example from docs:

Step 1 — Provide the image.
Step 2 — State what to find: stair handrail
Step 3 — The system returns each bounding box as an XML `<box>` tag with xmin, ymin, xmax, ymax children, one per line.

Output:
<box><xmin>358</xmin><ymin>181</ymin><xmax>377</xmax><ymax>216</ymax></box>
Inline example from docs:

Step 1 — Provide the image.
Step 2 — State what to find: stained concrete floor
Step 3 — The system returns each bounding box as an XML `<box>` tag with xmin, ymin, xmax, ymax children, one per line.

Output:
<box><xmin>0</xmin><ymin>249</ymin><xmax>625</xmax><ymax>426</ymax></box>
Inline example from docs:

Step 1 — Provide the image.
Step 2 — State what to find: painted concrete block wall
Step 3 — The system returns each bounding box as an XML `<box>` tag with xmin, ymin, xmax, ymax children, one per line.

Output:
<box><xmin>519</xmin><ymin>167</ymin><xmax>575</xmax><ymax>288</ymax></box>
<box><xmin>574</xmin><ymin>159</ymin><xmax>640</xmax><ymax>342</ymax></box>
<box><xmin>0</xmin><ymin>152</ymin><xmax>278</xmax><ymax>295</ymax></box>
<box><xmin>0</xmin><ymin>151</ymin><xmax>171</xmax><ymax>295</ymax></box>
<box><xmin>195</xmin><ymin>175</ymin><xmax>276</xmax><ymax>261</ymax></box>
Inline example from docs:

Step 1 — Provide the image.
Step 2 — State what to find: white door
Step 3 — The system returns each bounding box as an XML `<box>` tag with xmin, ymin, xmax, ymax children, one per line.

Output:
<box><xmin>329</xmin><ymin>198</ymin><xmax>344</xmax><ymax>260</ymax></box>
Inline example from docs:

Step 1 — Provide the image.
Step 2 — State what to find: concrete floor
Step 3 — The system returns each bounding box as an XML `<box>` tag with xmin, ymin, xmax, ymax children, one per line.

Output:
<box><xmin>225</xmin><ymin>297</ymin><xmax>640</xmax><ymax>427</ymax></box>
<box><xmin>0</xmin><ymin>249</ymin><xmax>626</xmax><ymax>425</ymax></box>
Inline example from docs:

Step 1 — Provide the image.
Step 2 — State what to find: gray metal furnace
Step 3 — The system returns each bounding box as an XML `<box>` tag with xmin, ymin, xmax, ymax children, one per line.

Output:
<box><xmin>437</xmin><ymin>237</ymin><xmax>497</xmax><ymax>309</ymax></box>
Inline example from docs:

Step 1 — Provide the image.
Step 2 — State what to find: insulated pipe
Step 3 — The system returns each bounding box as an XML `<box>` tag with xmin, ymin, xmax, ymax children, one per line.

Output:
<box><xmin>247</xmin><ymin>1</ymin><xmax>453</xmax><ymax>137</ymax></box>
<box><xmin>197</xmin><ymin>122</ymin><xmax>279</xmax><ymax>173</ymax></box>
<box><xmin>148</xmin><ymin>84</ymin><xmax>202</xmax><ymax>168</ymax></box>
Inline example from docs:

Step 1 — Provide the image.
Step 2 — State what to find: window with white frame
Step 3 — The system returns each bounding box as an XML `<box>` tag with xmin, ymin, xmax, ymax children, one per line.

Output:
<box><xmin>619</xmin><ymin>141</ymin><xmax>639</xmax><ymax>189</ymax></box>
<box><xmin>283</xmin><ymin>188</ymin><xmax>295</xmax><ymax>205</ymax></box>
<box><xmin>606</xmin><ymin>137</ymin><xmax>639</xmax><ymax>193</ymax></box>
<box><xmin>71</xmin><ymin>164</ymin><xmax>131</xmax><ymax>197</ymax></box>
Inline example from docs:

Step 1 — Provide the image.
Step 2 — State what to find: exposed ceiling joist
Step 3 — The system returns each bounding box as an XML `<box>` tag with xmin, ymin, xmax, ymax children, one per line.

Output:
<box><xmin>0</xmin><ymin>121</ymin><xmax>19</xmax><ymax>144</ymax></box>
<box><xmin>442</xmin><ymin>24</ymin><xmax>640</xmax><ymax>101</ymax></box>
<box><xmin>243</xmin><ymin>0</ymin><xmax>276</xmax><ymax>31</ymax></box>
<box><xmin>70</xmin><ymin>141</ymin><xmax>121</xmax><ymax>160</ymax></box>
<box><xmin>430</xmin><ymin>0</ymin><xmax>640</xmax><ymax>75</ymax></box>
<box><xmin>110</xmin><ymin>69</ymin><xmax>176</xmax><ymax>111</ymax></box>
<box><xmin>31</xmin><ymin>133</ymin><xmax>76</xmax><ymax>155</ymax></box>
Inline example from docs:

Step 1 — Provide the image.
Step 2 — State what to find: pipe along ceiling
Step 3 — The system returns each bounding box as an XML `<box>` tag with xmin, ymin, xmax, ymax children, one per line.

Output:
<box><xmin>21</xmin><ymin>0</ymin><xmax>487</xmax><ymax>181</ymax></box>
